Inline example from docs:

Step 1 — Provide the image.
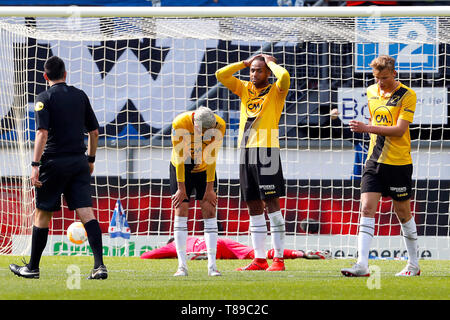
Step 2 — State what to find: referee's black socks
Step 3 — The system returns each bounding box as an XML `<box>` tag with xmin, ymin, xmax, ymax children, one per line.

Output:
<box><xmin>28</xmin><ymin>225</ymin><xmax>49</xmax><ymax>270</ymax></box>
<box><xmin>84</xmin><ymin>219</ymin><xmax>104</xmax><ymax>269</ymax></box>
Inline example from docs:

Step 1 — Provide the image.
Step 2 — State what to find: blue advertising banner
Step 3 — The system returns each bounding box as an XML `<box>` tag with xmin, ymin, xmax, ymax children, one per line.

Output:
<box><xmin>356</xmin><ymin>17</ymin><xmax>438</xmax><ymax>73</ymax></box>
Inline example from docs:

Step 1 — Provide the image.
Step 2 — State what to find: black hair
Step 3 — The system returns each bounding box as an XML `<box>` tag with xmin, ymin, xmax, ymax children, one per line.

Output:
<box><xmin>44</xmin><ymin>56</ymin><xmax>66</xmax><ymax>81</ymax></box>
<box><xmin>253</xmin><ymin>55</ymin><xmax>270</xmax><ymax>71</ymax></box>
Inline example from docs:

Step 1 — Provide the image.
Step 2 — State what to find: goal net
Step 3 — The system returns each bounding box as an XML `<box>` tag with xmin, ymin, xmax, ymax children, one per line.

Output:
<box><xmin>0</xmin><ymin>6</ymin><xmax>449</xmax><ymax>259</ymax></box>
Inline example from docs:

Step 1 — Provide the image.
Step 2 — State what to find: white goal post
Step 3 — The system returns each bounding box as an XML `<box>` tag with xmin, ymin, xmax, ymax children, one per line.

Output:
<box><xmin>0</xmin><ymin>6</ymin><xmax>449</xmax><ymax>259</ymax></box>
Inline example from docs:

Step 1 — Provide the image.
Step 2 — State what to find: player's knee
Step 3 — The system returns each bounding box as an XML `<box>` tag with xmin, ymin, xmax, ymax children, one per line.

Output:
<box><xmin>247</xmin><ymin>200</ymin><xmax>265</xmax><ymax>215</ymax></box>
<box><xmin>200</xmin><ymin>202</ymin><xmax>216</xmax><ymax>219</ymax></box>
<box><xmin>360</xmin><ymin>205</ymin><xmax>376</xmax><ymax>218</ymax></box>
<box><xmin>265</xmin><ymin>197</ymin><xmax>280</xmax><ymax>213</ymax></box>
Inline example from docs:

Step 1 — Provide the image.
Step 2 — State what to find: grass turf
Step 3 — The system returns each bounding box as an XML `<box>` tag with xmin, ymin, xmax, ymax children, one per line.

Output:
<box><xmin>1</xmin><ymin>256</ymin><xmax>449</xmax><ymax>300</ymax></box>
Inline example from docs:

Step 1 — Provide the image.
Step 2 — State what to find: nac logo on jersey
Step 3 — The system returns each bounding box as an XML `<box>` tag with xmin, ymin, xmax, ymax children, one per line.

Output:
<box><xmin>373</xmin><ymin>106</ymin><xmax>393</xmax><ymax>126</ymax></box>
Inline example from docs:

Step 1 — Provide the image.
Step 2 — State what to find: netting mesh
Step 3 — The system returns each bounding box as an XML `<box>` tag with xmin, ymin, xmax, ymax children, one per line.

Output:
<box><xmin>0</xmin><ymin>16</ymin><xmax>448</xmax><ymax>42</ymax></box>
<box><xmin>0</xmin><ymin>13</ymin><xmax>449</xmax><ymax>258</ymax></box>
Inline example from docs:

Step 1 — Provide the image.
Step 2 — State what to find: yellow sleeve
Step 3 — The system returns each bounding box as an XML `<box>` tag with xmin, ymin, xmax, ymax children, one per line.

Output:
<box><xmin>205</xmin><ymin>118</ymin><xmax>226</xmax><ymax>182</ymax></box>
<box><xmin>215</xmin><ymin>61</ymin><xmax>246</xmax><ymax>96</ymax></box>
<box><xmin>267</xmin><ymin>61</ymin><xmax>290</xmax><ymax>92</ymax></box>
<box><xmin>399</xmin><ymin>91</ymin><xmax>416</xmax><ymax>123</ymax></box>
<box><xmin>171</xmin><ymin>123</ymin><xmax>188</xmax><ymax>182</ymax></box>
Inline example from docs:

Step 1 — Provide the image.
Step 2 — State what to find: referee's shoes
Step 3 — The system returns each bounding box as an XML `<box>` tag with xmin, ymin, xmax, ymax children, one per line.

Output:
<box><xmin>87</xmin><ymin>264</ymin><xmax>108</xmax><ymax>280</ymax></box>
<box><xmin>9</xmin><ymin>263</ymin><xmax>40</xmax><ymax>279</ymax></box>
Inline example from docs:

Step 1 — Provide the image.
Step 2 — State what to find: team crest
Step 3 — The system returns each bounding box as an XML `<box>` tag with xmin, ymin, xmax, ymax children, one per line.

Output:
<box><xmin>34</xmin><ymin>101</ymin><xmax>44</xmax><ymax>111</ymax></box>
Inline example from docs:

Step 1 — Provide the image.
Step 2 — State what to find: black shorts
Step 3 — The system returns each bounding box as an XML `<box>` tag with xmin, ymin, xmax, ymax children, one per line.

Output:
<box><xmin>169</xmin><ymin>163</ymin><xmax>217</xmax><ymax>202</ymax></box>
<box><xmin>239</xmin><ymin>148</ymin><xmax>285</xmax><ymax>202</ymax></box>
<box><xmin>36</xmin><ymin>154</ymin><xmax>93</xmax><ymax>212</ymax></box>
<box><xmin>361</xmin><ymin>160</ymin><xmax>413</xmax><ymax>201</ymax></box>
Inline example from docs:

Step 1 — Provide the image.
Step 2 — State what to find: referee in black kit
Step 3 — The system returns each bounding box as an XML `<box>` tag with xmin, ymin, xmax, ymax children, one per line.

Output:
<box><xmin>9</xmin><ymin>56</ymin><xmax>107</xmax><ymax>280</ymax></box>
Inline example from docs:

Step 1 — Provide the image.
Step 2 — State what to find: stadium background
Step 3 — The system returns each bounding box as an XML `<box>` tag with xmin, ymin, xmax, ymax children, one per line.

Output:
<box><xmin>0</xmin><ymin>1</ymin><xmax>449</xmax><ymax>258</ymax></box>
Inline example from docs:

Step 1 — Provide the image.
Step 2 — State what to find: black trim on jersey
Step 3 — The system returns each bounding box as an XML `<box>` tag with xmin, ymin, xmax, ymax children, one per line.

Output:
<box><xmin>257</xmin><ymin>85</ymin><xmax>272</xmax><ymax>98</ymax></box>
<box><xmin>241</xmin><ymin>117</ymin><xmax>257</xmax><ymax>148</ymax></box>
<box><xmin>369</xmin><ymin>135</ymin><xmax>386</xmax><ymax>163</ymax></box>
<box><xmin>386</xmin><ymin>87</ymin><xmax>408</xmax><ymax>106</ymax></box>
<box><xmin>241</xmin><ymin>85</ymin><xmax>272</xmax><ymax>148</ymax></box>
<box><xmin>368</xmin><ymin>86</ymin><xmax>409</xmax><ymax>162</ymax></box>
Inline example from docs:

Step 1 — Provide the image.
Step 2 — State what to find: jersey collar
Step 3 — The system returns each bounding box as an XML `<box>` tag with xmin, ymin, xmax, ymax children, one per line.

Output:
<box><xmin>378</xmin><ymin>82</ymin><xmax>401</xmax><ymax>98</ymax></box>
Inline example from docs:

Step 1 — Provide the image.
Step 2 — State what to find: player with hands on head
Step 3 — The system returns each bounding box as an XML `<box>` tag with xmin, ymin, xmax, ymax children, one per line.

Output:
<box><xmin>341</xmin><ymin>55</ymin><xmax>420</xmax><ymax>277</ymax></box>
<box><xmin>170</xmin><ymin>106</ymin><xmax>226</xmax><ymax>277</ymax></box>
<box><xmin>216</xmin><ymin>53</ymin><xmax>290</xmax><ymax>272</ymax></box>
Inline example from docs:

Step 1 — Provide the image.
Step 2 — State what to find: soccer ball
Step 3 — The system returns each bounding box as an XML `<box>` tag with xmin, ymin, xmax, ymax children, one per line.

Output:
<box><xmin>67</xmin><ymin>222</ymin><xmax>87</xmax><ymax>245</ymax></box>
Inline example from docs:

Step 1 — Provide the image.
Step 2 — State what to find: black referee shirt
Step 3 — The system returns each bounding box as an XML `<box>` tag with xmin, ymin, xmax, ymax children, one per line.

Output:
<box><xmin>34</xmin><ymin>82</ymin><xmax>99</xmax><ymax>155</ymax></box>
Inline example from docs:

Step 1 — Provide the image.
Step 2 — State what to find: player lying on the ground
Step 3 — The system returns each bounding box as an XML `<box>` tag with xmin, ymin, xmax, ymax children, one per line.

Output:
<box><xmin>140</xmin><ymin>236</ymin><xmax>331</xmax><ymax>260</ymax></box>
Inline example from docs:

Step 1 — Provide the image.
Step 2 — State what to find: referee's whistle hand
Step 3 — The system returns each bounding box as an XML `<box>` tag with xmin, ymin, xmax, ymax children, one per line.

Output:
<box><xmin>88</xmin><ymin>163</ymin><xmax>95</xmax><ymax>175</ymax></box>
<box><xmin>30</xmin><ymin>168</ymin><xmax>42</xmax><ymax>188</ymax></box>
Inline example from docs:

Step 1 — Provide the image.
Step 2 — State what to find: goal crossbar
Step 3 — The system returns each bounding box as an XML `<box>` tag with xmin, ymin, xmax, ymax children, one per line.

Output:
<box><xmin>0</xmin><ymin>6</ymin><xmax>450</xmax><ymax>18</ymax></box>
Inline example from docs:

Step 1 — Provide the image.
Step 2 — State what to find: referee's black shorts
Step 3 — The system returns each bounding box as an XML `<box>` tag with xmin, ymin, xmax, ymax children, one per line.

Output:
<box><xmin>169</xmin><ymin>163</ymin><xmax>217</xmax><ymax>202</ymax></box>
<box><xmin>361</xmin><ymin>160</ymin><xmax>413</xmax><ymax>201</ymax></box>
<box><xmin>239</xmin><ymin>147</ymin><xmax>285</xmax><ymax>202</ymax></box>
<box><xmin>36</xmin><ymin>153</ymin><xmax>93</xmax><ymax>212</ymax></box>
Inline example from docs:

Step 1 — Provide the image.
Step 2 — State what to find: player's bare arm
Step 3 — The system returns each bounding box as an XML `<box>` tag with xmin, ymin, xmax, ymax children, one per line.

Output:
<box><xmin>349</xmin><ymin>118</ymin><xmax>409</xmax><ymax>137</ymax></box>
<box><xmin>31</xmin><ymin>128</ymin><xmax>48</xmax><ymax>188</ymax></box>
<box><xmin>87</xmin><ymin>129</ymin><xmax>99</xmax><ymax>174</ymax></box>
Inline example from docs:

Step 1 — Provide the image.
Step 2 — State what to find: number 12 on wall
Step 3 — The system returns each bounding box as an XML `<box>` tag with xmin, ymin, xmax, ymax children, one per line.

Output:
<box><xmin>355</xmin><ymin>17</ymin><xmax>438</xmax><ymax>73</ymax></box>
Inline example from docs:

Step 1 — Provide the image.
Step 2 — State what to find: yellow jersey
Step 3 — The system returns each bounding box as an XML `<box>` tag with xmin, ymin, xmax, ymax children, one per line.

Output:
<box><xmin>170</xmin><ymin>111</ymin><xmax>226</xmax><ymax>182</ymax></box>
<box><xmin>215</xmin><ymin>61</ymin><xmax>290</xmax><ymax>148</ymax></box>
<box><xmin>366</xmin><ymin>82</ymin><xmax>416</xmax><ymax>165</ymax></box>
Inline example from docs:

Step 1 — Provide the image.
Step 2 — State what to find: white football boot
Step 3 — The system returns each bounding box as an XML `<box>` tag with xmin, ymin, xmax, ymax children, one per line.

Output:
<box><xmin>341</xmin><ymin>262</ymin><xmax>370</xmax><ymax>277</ymax></box>
<box><xmin>173</xmin><ymin>266</ymin><xmax>188</xmax><ymax>277</ymax></box>
<box><xmin>395</xmin><ymin>264</ymin><xmax>421</xmax><ymax>277</ymax></box>
<box><xmin>208</xmin><ymin>266</ymin><xmax>222</xmax><ymax>277</ymax></box>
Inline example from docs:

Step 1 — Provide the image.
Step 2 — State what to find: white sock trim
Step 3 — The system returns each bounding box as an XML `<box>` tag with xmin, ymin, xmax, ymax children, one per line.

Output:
<box><xmin>174</xmin><ymin>216</ymin><xmax>188</xmax><ymax>268</ymax></box>
<box><xmin>250</xmin><ymin>214</ymin><xmax>267</xmax><ymax>259</ymax></box>
<box><xmin>203</xmin><ymin>217</ymin><xmax>218</xmax><ymax>269</ymax></box>
<box><xmin>357</xmin><ymin>217</ymin><xmax>375</xmax><ymax>268</ymax></box>
<box><xmin>268</xmin><ymin>211</ymin><xmax>285</xmax><ymax>258</ymax></box>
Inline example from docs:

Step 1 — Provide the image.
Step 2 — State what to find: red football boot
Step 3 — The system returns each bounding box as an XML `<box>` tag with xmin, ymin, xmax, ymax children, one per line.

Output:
<box><xmin>236</xmin><ymin>258</ymin><xmax>269</xmax><ymax>271</ymax></box>
<box><xmin>266</xmin><ymin>257</ymin><xmax>285</xmax><ymax>271</ymax></box>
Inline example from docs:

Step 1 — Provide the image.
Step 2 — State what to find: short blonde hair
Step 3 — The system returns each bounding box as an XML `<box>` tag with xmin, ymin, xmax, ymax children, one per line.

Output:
<box><xmin>370</xmin><ymin>55</ymin><xmax>396</xmax><ymax>72</ymax></box>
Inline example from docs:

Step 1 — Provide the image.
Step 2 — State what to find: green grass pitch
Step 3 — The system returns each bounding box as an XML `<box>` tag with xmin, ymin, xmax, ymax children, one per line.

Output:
<box><xmin>1</xmin><ymin>256</ymin><xmax>449</xmax><ymax>300</ymax></box>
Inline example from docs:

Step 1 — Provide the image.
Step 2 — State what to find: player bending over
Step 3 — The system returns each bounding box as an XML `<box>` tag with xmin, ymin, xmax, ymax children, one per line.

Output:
<box><xmin>170</xmin><ymin>106</ymin><xmax>226</xmax><ymax>277</ymax></box>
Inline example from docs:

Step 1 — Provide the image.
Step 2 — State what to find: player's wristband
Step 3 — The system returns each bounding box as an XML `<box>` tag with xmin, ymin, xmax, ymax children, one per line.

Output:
<box><xmin>31</xmin><ymin>161</ymin><xmax>40</xmax><ymax>167</ymax></box>
<box><xmin>87</xmin><ymin>155</ymin><xmax>96</xmax><ymax>163</ymax></box>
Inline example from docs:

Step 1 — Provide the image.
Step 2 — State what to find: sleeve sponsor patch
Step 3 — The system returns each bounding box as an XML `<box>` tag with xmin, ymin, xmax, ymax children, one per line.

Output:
<box><xmin>34</xmin><ymin>101</ymin><xmax>44</xmax><ymax>111</ymax></box>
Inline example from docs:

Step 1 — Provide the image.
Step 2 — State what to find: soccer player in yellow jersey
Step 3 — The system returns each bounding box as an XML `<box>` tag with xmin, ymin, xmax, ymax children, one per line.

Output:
<box><xmin>170</xmin><ymin>106</ymin><xmax>226</xmax><ymax>277</ymax></box>
<box><xmin>341</xmin><ymin>55</ymin><xmax>421</xmax><ymax>277</ymax></box>
<box><xmin>216</xmin><ymin>54</ymin><xmax>290</xmax><ymax>272</ymax></box>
